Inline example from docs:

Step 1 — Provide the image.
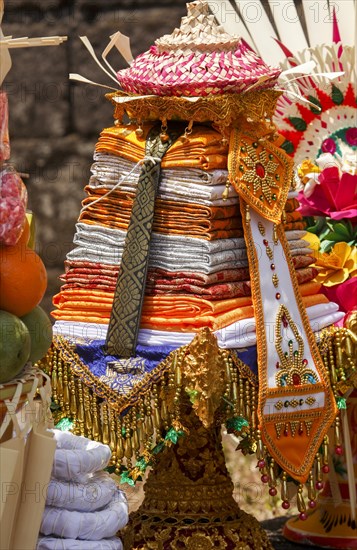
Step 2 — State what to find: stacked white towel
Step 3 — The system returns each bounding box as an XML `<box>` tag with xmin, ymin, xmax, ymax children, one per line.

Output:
<box><xmin>37</xmin><ymin>430</ymin><xmax>128</xmax><ymax>550</ymax></box>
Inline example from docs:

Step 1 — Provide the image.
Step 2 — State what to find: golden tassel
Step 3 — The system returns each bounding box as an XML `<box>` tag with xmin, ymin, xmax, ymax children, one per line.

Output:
<box><xmin>152</xmin><ymin>384</ymin><xmax>161</xmax><ymax>431</ymax></box>
<box><xmin>69</xmin><ymin>369</ymin><xmax>77</xmax><ymax>418</ymax></box>
<box><xmin>281</xmin><ymin>472</ymin><xmax>291</xmax><ymax>510</ymax></box>
<box><xmin>116</xmin><ymin>416</ymin><xmax>125</xmax><ymax>463</ymax></box>
<box><xmin>124</xmin><ymin>434</ymin><xmax>133</xmax><ymax>461</ymax></box>
<box><xmin>101</xmin><ymin>402</ymin><xmax>110</xmax><ymax>446</ymax></box>
<box><xmin>307</xmin><ymin>471</ymin><xmax>317</xmax><ymax>507</ymax></box>
<box><xmin>315</xmin><ymin>453</ymin><xmax>323</xmax><ymax>491</ymax></box>
<box><xmin>83</xmin><ymin>385</ymin><xmax>92</xmax><ymax>435</ymax></box>
<box><xmin>250</xmin><ymin>384</ymin><xmax>256</xmax><ymax>430</ymax></box>
<box><xmin>51</xmin><ymin>348</ymin><xmax>58</xmax><ymax>403</ymax></box>
<box><xmin>91</xmin><ymin>394</ymin><xmax>101</xmax><ymax>441</ymax></box>
<box><xmin>62</xmin><ymin>364</ymin><xmax>70</xmax><ymax>418</ymax></box>
<box><xmin>76</xmin><ymin>378</ymin><xmax>85</xmax><ymax>435</ymax></box>
<box><xmin>244</xmin><ymin>379</ymin><xmax>251</xmax><ymax>420</ymax></box>
<box><xmin>296</xmin><ymin>484</ymin><xmax>307</xmax><ymax>519</ymax></box>
<box><xmin>109</xmin><ymin>410</ymin><xmax>117</xmax><ymax>458</ymax></box>
<box><xmin>161</xmin><ymin>398</ymin><xmax>169</xmax><ymax>430</ymax></box>
<box><xmin>146</xmin><ymin>413</ymin><xmax>154</xmax><ymax>437</ymax></box>
<box><xmin>57</xmin><ymin>353</ymin><xmax>64</xmax><ymax>409</ymax></box>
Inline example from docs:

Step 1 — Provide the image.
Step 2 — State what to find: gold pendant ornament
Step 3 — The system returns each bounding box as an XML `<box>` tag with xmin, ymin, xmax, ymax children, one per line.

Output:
<box><xmin>229</xmin><ymin>131</ymin><xmax>293</xmax><ymax>224</ymax></box>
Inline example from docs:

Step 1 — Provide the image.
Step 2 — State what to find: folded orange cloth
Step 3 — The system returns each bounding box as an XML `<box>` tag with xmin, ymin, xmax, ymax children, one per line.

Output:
<box><xmin>95</xmin><ymin>123</ymin><xmax>228</xmax><ymax>170</ymax></box>
<box><xmin>79</xmin><ymin>187</ymin><xmax>242</xmax><ymax>239</ymax></box>
<box><xmin>284</xmin><ymin>211</ymin><xmax>304</xmax><ymax>223</ymax></box>
<box><xmin>298</xmin><ymin>281</ymin><xmax>322</xmax><ymax>296</ymax></box>
<box><xmin>52</xmin><ymin>282</ymin><xmax>326</xmax><ymax>331</ymax></box>
<box><xmin>52</xmin><ymin>289</ymin><xmax>253</xmax><ymax>331</ymax></box>
<box><xmin>80</xmin><ymin>216</ymin><xmax>243</xmax><ymax>240</ymax></box>
<box><xmin>285</xmin><ymin>197</ymin><xmax>300</xmax><ymax>213</ymax></box>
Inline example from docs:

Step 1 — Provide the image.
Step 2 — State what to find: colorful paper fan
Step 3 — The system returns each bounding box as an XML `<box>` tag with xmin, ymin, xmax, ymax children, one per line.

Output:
<box><xmin>275</xmin><ymin>44</ymin><xmax>356</xmax><ymax>162</ymax></box>
<box><xmin>210</xmin><ymin>0</ymin><xmax>356</xmax><ymax>164</ymax></box>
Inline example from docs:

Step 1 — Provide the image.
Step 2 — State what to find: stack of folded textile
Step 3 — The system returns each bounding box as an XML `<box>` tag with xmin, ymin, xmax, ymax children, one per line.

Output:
<box><xmin>37</xmin><ymin>430</ymin><xmax>127</xmax><ymax>550</ymax></box>
<box><xmin>52</xmin><ymin>122</ymin><xmax>343</xmax><ymax>347</ymax></box>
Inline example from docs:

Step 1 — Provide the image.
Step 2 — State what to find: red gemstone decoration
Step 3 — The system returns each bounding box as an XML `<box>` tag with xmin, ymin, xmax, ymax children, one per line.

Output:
<box><xmin>299</xmin><ymin>512</ymin><xmax>308</xmax><ymax>521</ymax></box>
<box><xmin>315</xmin><ymin>481</ymin><xmax>324</xmax><ymax>490</ymax></box>
<box><xmin>276</xmin><ymin>292</ymin><xmax>281</xmax><ymax>300</ymax></box>
<box><xmin>302</xmin><ymin>359</ymin><xmax>308</xmax><ymax>366</ymax></box>
<box><xmin>258</xmin><ymin>459</ymin><xmax>266</xmax><ymax>469</ymax></box>
<box><xmin>292</xmin><ymin>373</ymin><xmax>301</xmax><ymax>386</ymax></box>
<box><xmin>276</xmin><ymin>361</ymin><xmax>280</xmax><ymax>369</ymax></box>
<box><xmin>263</xmin><ymin>239</ymin><xmax>269</xmax><ymax>246</ymax></box>
<box><xmin>322</xmin><ymin>465</ymin><xmax>330</xmax><ymax>474</ymax></box>
<box><xmin>283</xmin><ymin>428</ymin><xmax>289</xmax><ymax>437</ymax></box>
<box><xmin>269</xmin><ymin>487</ymin><xmax>277</xmax><ymax>496</ymax></box>
<box><xmin>335</xmin><ymin>446</ymin><xmax>343</xmax><ymax>455</ymax></box>
<box><xmin>261</xmin><ymin>474</ymin><xmax>269</xmax><ymax>483</ymax></box>
<box><xmin>270</xmin><ymin>263</ymin><xmax>275</xmax><ymax>270</ymax></box>
<box><xmin>256</xmin><ymin>163</ymin><xmax>265</xmax><ymax>178</ymax></box>
<box><xmin>282</xmin><ymin>501</ymin><xmax>290</xmax><ymax>510</ymax></box>
<box><xmin>308</xmin><ymin>500</ymin><xmax>317</xmax><ymax>509</ymax></box>
<box><xmin>298</xmin><ymin>427</ymin><xmax>304</xmax><ymax>435</ymax></box>
<box><xmin>282</xmin><ymin>314</ymin><xmax>288</xmax><ymax>328</ymax></box>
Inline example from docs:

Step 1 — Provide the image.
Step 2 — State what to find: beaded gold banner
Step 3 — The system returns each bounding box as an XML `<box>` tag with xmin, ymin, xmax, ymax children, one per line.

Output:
<box><xmin>229</xmin><ymin>129</ymin><xmax>337</xmax><ymax>484</ymax></box>
<box><xmin>242</xmin><ymin>207</ymin><xmax>336</xmax><ymax>484</ymax></box>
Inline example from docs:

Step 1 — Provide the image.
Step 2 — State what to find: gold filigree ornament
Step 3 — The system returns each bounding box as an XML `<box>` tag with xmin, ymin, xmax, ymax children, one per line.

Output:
<box><xmin>275</xmin><ymin>305</ymin><xmax>319</xmax><ymax>388</ymax></box>
<box><xmin>181</xmin><ymin>327</ymin><xmax>226</xmax><ymax>428</ymax></box>
<box><xmin>108</xmin><ymin>89</ymin><xmax>281</xmax><ymax>133</ymax></box>
<box><xmin>228</xmin><ymin>130</ymin><xmax>294</xmax><ymax>224</ymax></box>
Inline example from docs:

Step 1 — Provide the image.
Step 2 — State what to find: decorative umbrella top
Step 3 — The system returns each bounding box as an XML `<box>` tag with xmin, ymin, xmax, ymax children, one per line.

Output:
<box><xmin>116</xmin><ymin>0</ymin><xmax>280</xmax><ymax>97</ymax></box>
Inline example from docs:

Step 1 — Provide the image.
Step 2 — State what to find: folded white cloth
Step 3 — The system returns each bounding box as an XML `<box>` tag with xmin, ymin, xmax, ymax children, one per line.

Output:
<box><xmin>67</xmin><ymin>223</ymin><xmax>310</xmax><ymax>273</ymax></box>
<box><xmin>37</xmin><ymin>536</ymin><xmax>123</xmax><ymax>550</ymax></box>
<box><xmin>40</xmin><ymin>490</ymin><xmax>128</xmax><ymax>541</ymax></box>
<box><xmin>91</xmin><ymin>153</ymin><xmax>229</xmax><ymax>186</ymax></box>
<box><xmin>68</xmin><ymin>223</ymin><xmax>249</xmax><ymax>272</ymax></box>
<box><xmin>90</xmin><ymin>155</ymin><xmax>298</xmax><ymax>206</ymax></box>
<box><xmin>51</xmin><ymin>430</ymin><xmax>111</xmax><ymax>483</ymax></box>
<box><xmin>73</xmin><ymin>222</ymin><xmax>247</xmax><ymax>253</ymax></box>
<box><xmin>53</xmin><ymin>302</ymin><xmax>343</xmax><ymax>350</ymax></box>
<box><xmin>46</xmin><ymin>470</ymin><xmax>116</xmax><ymax>512</ymax></box>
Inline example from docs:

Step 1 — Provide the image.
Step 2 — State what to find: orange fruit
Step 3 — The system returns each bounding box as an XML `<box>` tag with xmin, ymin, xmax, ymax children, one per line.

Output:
<box><xmin>0</xmin><ymin>244</ymin><xmax>47</xmax><ymax>316</ymax></box>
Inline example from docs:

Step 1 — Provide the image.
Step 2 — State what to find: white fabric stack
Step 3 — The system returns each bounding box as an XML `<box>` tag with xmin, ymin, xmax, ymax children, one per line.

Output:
<box><xmin>37</xmin><ymin>430</ymin><xmax>128</xmax><ymax>550</ymax></box>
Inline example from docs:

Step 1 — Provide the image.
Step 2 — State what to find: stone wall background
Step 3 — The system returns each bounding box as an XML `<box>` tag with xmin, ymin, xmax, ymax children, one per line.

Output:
<box><xmin>2</xmin><ymin>0</ymin><xmax>189</xmax><ymax>314</ymax></box>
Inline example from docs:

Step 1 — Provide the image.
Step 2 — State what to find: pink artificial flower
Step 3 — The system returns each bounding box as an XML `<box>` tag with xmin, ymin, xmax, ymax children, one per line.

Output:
<box><xmin>320</xmin><ymin>277</ymin><xmax>357</xmax><ymax>313</ymax></box>
<box><xmin>298</xmin><ymin>167</ymin><xmax>357</xmax><ymax>222</ymax></box>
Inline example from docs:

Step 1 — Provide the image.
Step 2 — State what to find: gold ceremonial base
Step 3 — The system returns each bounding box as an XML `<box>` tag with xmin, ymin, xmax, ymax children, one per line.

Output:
<box><xmin>121</xmin><ymin>413</ymin><xmax>272</xmax><ymax>549</ymax></box>
<box><xmin>283</xmin><ymin>499</ymin><xmax>357</xmax><ymax>549</ymax></box>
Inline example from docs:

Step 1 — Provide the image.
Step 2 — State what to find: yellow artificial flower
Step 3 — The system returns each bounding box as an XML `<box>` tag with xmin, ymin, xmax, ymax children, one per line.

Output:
<box><xmin>297</xmin><ymin>159</ymin><xmax>320</xmax><ymax>185</ymax></box>
<box><xmin>315</xmin><ymin>242</ymin><xmax>357</xmax><ymax>287</ymax></box>
<box><xmin>302</xmin><ymin>232</ymin><xmax>321</xmax><ymax>261</ymax></box>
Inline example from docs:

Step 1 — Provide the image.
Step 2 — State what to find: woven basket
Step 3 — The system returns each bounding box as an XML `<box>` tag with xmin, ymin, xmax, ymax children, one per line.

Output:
<box><xmin>117</xmin><ymin>1</ymin><xmax>280</xmax><ymax>97</ymax></box>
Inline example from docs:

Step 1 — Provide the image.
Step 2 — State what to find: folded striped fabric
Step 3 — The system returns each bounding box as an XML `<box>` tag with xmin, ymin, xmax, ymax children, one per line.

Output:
<box><xmin>52</xmin><ymin>281</ymin><xmax>328</xmax><ymax>332</ymax></box>
<box><xmin>53</xmin><ymin>301</ymin><xmax>343</xmax><ymax>349</ymax></box>
<box><xmin>53</xmin><ymin>120</ymin><xmax>340</xmax><ymax>345</ymax></box>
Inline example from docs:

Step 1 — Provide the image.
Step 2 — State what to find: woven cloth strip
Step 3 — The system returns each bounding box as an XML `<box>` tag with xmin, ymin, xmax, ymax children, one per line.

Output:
<box><xmin>105</xmin><ymin>123</ymin><xmax>183</xmax><ymax>357</ymax></box>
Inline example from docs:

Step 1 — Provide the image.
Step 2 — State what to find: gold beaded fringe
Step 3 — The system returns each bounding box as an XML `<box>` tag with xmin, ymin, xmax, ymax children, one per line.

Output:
<box><xmin>39</xmin><ymin>324</ymin><xmax>356</xmax><ymax>506</ymax></box>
